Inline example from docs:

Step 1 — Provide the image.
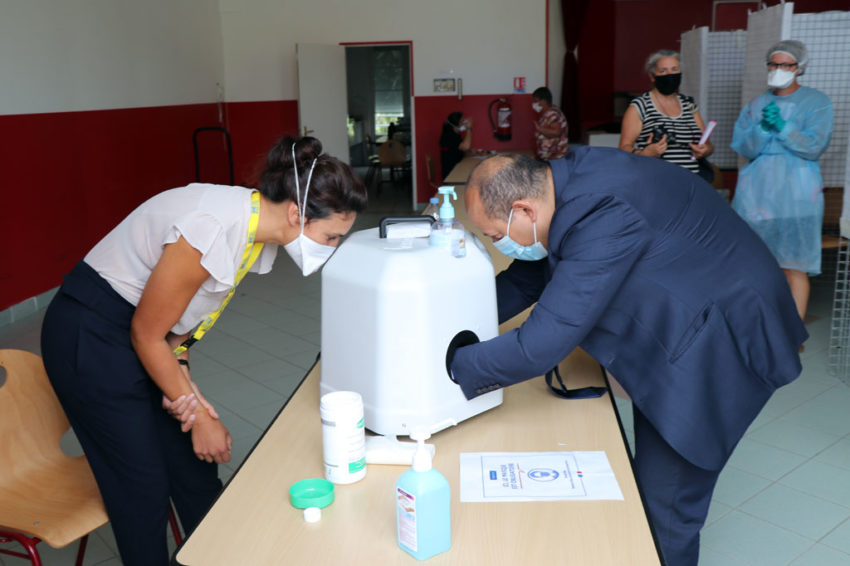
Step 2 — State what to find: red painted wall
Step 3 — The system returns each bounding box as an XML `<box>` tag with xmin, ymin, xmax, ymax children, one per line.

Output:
<box><xmin>0</xmin><ymin>100</ymin><xmax>304</xmax><ymax>311</ymax></box>
<box><xmin>613</xmin><ymin>0</ymin><xmax>850</xmax><ymax>94</ymax></box>
<box><xmin>577</xmin><ymin>0</ymin><xmax>616</xmax><ymax>133</ymax></box>
<box><xmin>4</xmin><ymin>0</ymin><xmax>846</xmax><ymax>311</ymax></box>
<box><xmin>413</xmin><ymin>93</ymin><xmax>536</xmax><ymax>202</ymax></box>
<box><xmin>1</xmin><ymin>105</ymin><xmax>212</xmax><ymax>310</ymax></box>
<box><xmin>226</xmin><ymin>100</ymin><xmax>300</xmax><ymax>186</ymax></box>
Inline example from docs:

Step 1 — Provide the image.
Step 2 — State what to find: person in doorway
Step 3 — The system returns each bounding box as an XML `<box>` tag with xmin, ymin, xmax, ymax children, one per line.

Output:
<box><xmin>618</xmin><ymin>49</ymin><xmax>713</xmax><ymax>180</ymax></box>
<box><xmin>439</xmin><ymin>111</ymin><xmax>473</xmax><ymax>179</ymax></box>
<box><xmin>447</xmin><ymin>149</ymin><xmax>806</xmax><ymax>566</ymax></box>
<box><xmin>531</xmin><ymin>86</ymin><xmax>568</xmax><ymax>160</ymax></box>
<box><xmin>40</xmin><ymin>136</ymin><xmax>367</xmax><ymax>566</ymax></box>
<box><xmin>731</xmin><ymin>40</ymin><xmax>834</xmax><ymax>331</ymax></box>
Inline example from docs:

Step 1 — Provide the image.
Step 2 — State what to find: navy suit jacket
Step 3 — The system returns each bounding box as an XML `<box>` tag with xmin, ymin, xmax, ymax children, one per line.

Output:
<box><xmin>452</xmin><ymin>146</ymin><xmax>807</xmax><ymax>470</ymax></box>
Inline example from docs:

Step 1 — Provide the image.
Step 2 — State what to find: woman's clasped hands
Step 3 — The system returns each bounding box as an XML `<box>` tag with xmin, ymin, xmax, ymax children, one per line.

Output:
<box><xmin>163</xmin><ymin>382</ymin><xmax>232</xmax><ymax>463</ymax></box>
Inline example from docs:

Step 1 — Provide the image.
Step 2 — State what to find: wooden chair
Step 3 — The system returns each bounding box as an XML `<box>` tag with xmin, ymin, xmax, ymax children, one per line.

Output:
<box><xmin>424</xmin><ymin>153</ymin><xmax>441</xmax><ymax>192</ymax></box>
<box><xmin>375</xmin><ymin>140</ymin><xmax>410</xmax><ymax>196</ymax></box>
<box><xmin>363</xmin><ymin>135</ymin><xmax>382</xmax><ymax>189</ymax></box>
<box><xmin>0</xmin><ymin>349</ymin><xmax>183</xmax><ymax>565</ymax></box>
<box><xmin>0</xmin><ymin>349</ymin><xmax>109</xmax><ymax>565</ymax></box>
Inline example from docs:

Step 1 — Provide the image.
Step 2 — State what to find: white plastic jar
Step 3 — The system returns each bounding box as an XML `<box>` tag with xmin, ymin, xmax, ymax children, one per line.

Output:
<box><xmin>320</xmin><ymin>391</ymin><xmax>367</xmax><ymax>484</ymax></box>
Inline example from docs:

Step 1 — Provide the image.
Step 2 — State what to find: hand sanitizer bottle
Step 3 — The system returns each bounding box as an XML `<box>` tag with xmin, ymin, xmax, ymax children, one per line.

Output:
<box><xmin>429</xmin><ymin>186</ymin><xmax>466</xmax><ymax>258</ymax></box>
<box><xmin>395</xmin><ymin>428</ymin><xmax>451</xmax><ymax>560</ymax></box>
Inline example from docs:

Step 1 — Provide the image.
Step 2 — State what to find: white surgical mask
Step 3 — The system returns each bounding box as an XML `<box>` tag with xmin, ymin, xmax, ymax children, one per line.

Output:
<box><xmin>767</xmin><ymin>68</ymin><xmax>796</xmax><ymax>89</ymax></box>
<box><xmin>283</xmin><ymin>145</ymin><xmax>336</xmax><ymax>276</ymax></box>
<box><xmin>532</xmin><ymin>102</ymin><xmax>542</xmax><ymax>113</ymax></box>
<box><xmin>492</xmin><ymin>208</ymin><xmax>548</xmax><ymax>261</ymax></box>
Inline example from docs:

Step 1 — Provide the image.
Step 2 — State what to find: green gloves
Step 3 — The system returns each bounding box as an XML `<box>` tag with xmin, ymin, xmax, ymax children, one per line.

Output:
<box><xmin>760</xmin><ymin>102</ymin><xmax>786</xmax><ymax>132</ymax></box>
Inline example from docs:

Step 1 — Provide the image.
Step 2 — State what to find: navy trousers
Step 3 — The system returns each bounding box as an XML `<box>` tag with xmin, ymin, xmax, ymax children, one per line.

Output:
<box><xmin>41</xmin><ymin>262</ymin><xmax>222</xmax><ymax>566</ymax></box>
<box><xmin>633</xmin><ymin>406</ymin><xmax>723</xmax><ymax>566</ymax></box>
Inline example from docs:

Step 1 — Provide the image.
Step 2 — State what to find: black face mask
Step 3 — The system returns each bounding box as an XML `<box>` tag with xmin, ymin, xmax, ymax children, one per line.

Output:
<box><xmin>653</xmin><ymin>73</ymin><xmax>681</xmax><ymax>95</ymax></box>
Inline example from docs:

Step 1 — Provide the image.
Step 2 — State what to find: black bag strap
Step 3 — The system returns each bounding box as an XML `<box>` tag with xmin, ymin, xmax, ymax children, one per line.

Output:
<box><xmin>545</xmin><ymin>365</ymin><xmax>607</xmax><ymax>399</ymax></box>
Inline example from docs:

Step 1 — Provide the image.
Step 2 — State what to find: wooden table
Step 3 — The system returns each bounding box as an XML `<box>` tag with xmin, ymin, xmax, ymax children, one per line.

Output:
<box><xmin>173</xmin><ymin>181</ymin><xmax>662</xmax><ymax>566</ymax></box>
<box><xmin>442</xmin><ymin>150</ymin><xmax>536</xmax><ymax>185</ymax></box>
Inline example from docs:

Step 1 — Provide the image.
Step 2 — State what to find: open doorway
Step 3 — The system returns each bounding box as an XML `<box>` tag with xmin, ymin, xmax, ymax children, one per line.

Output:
<box><xmin>345</xmin><ymin>43</ymin><xmax>414</xmax><ymax>212</ymax></box>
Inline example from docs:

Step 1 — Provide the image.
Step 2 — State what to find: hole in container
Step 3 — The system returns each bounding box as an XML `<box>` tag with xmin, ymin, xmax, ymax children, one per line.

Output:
<box><xmin>445</xmin><ymin>330</ymin><xmax>480</xmax><ymax>378</ymax></box>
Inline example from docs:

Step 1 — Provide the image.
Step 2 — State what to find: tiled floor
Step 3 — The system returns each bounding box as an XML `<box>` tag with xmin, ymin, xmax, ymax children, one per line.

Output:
<box><xmin>2</xmin><ymin>174</ymin><xmax>850</xmax><ymax>565</ymax></box>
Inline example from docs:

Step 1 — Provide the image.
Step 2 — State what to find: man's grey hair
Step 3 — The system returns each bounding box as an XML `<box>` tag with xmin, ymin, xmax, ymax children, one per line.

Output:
<box><xmin>468</xmin><ymin>154</ymin><xmax>549</xmax><ymax>219</ymax></box>
<box><xmin>645</xmin><ymin>49</ymin><xmax>680</xmax><ymax>74</ymax></box>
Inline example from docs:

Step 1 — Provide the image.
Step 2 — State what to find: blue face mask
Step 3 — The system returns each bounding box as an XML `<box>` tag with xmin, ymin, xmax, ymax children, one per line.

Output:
<box><xmin>492</xmin><ymin>208</ymin><xmax>548</xmax><ymax>261</ymax></box>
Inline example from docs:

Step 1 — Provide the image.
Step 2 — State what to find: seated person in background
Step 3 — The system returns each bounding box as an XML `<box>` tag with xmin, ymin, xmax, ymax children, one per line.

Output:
<box><xmin>532</xmin><ymin>87</ymin><xmax>569</xmax><ymax>160</ymax></box>
<box><xmin>618</xmin><ymin>49</ymin><xmax>713</xmax><ymax>179</ymax></box>
<box><xmin>439</xmin><ymin>111</ymin><xmax>472</xmax><ymax>179</ymax></box>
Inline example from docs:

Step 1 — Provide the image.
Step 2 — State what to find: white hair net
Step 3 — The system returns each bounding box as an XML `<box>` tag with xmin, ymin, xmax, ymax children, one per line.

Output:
<box><xmin>766</xmin><ymin>40</ymin><xmax>808</xmax><ymax>72</ymax></box>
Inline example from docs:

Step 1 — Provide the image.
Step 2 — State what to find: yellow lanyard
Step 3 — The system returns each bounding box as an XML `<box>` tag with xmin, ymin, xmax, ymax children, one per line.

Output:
<box><xmin>173</xmin><ymin>191</ymin><xmax>263</xmax><ymax>355</ymax></box>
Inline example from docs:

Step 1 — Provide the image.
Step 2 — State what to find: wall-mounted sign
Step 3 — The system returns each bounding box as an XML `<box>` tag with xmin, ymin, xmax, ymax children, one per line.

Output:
<box><xmin>433</xmin><ymin>78</ymin><xmax>456</xmax><ymax>93</ymax></box>
<box><xmin>513</xmin><ymin>77</ymin><xmax>526</xmax><ymax>93</ymax></box>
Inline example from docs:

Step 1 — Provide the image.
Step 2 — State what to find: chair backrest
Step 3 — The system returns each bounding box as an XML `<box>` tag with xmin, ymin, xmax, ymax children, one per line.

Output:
<box><xmin>424</xmin><ymin>153</ymin><xmax>440</xmax><ymax>189</ymax></box>
<box><xmin>378</xmin><ymin>140</ymin><xmax>406</xmax><ymax>165</ymax></box>
<box><xmin>0</xmin><ymin>349</ymin><xmax>72</xmax><ymax>481</ymax></box>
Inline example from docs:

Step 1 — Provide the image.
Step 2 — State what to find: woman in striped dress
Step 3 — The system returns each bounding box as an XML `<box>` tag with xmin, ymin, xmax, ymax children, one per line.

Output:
<box><xmin>619</xmin><ymin>50</ymin><xmax>713</xmax><ymax>175</ymax></box>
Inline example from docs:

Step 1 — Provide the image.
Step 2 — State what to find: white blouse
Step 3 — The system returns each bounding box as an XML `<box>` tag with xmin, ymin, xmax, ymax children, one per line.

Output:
<box><xmin>85</xmin><ymin>183</ymin><xmax>278</xmax><ymax>334</ymax></box>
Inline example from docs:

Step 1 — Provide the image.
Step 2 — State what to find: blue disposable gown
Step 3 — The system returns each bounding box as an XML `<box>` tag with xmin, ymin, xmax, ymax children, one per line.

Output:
<box><xmin>731</xmin><ymin>86</ymin><xmax>833</xmax><ymax>274</ymax></box>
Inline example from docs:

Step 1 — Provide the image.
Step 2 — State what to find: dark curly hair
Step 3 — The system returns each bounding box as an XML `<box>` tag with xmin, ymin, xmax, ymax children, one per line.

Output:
<box><xmin>258</xmin><ymin>136</ymin><xmax>368</xmax><ymax>220</ymax></box>
<box><xmin>532</xmin><ymin>87</ymin><xmax>553</xmax><ymax>105</ymax></box>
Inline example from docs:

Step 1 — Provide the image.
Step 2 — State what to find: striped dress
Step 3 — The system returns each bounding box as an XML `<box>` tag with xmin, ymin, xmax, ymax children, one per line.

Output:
<box><xmin>631</xmin><ymin>92</ymin><xmax>703</xmax><ymax>174</ymax></box>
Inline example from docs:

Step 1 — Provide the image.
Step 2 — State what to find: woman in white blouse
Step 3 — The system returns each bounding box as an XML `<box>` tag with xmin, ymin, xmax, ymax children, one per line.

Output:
<box><xmin>40</xmin><ymin>136</ymin><xmax>367</xmax><ymax>566</ymax></box>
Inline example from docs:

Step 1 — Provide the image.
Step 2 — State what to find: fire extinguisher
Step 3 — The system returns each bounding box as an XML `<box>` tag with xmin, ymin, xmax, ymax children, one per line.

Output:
<box><xmin>489</xmin><ymin>98</ymin><xmax>512</xmax><ymax>141</ymax></box>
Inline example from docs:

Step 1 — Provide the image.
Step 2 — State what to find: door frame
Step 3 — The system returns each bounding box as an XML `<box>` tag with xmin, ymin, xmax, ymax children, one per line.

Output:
<box><xmin>341</xmin><ymin>40</ymin><xmax>416</xmax><ymax>212</ymax></box>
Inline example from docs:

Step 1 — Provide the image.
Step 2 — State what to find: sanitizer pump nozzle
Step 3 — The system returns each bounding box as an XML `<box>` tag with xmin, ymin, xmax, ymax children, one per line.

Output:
<box><xmin>409</xmin><ymin>428</ymin><xmax>433</xmax><ymax>472</ymax></box>
<box><xmin>409</xmin><ymin>417</ymin><xmax>456</xmax><ymax>471</ymax></box>
<box><xmin>437</xmin><ymin>187</ymin><xmax>457</xmax><ymax>222</ymax></box>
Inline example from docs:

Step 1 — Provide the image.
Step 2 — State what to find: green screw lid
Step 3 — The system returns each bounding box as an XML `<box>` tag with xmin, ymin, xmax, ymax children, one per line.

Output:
<box><xmin>289</xmin><ymin>478</ymin><xmax>335</xmax><ymax>509</ymax></box>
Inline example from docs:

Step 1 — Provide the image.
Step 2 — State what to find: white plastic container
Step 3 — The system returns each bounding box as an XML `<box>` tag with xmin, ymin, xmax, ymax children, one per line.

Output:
<box><xmin>320</xmin><ymin>221</ymin><xmax>502</xmax><ymax>436</ymax></box>
<box><xmin>320</xmin><ymin>391</ymin><xmax>367</xmax><ymax>484</ymax></box>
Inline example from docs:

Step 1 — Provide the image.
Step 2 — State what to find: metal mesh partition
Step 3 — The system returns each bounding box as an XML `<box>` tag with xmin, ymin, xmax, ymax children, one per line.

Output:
<box><xmin>792</xmin><ymin>11</ymin><xmax>850</xmax><ymax>189</ymax></box>
<box><xmin>829</xmin><ymin>241</ymin><xmax>850</xmax><ymax>383</ymax></box>
<box><xmin>705</xmin><ymin>30</ymin><xmax>747</xmax><ymax>169</ymax></box>
<box><xmin>797</xmin><ymin>11</ymin><xmax>850</xmax><ymax>378</ymax></box>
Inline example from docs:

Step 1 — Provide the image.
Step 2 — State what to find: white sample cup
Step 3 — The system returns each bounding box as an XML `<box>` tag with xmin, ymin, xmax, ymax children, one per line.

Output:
<box><xmin>320</xmin><ymin>391</ymin><xmax>367</xmax><ymax>484</ymax></box>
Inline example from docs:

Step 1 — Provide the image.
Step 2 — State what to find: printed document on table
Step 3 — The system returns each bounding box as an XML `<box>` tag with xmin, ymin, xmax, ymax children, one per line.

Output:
<box><xmin>459</xmin><ymin>451</ymin><xmax>623</xmax><ymax>502</ymax></box>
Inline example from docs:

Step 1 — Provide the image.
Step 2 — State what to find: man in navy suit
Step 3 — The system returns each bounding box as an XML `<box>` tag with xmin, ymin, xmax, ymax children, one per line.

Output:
<box><xmin>449</xmin><ymin>148</ymin><xmax>806</xmax><ymax>566</ymax></box>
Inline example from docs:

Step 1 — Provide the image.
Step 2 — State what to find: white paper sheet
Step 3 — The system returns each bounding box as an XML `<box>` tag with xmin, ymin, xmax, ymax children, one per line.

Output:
<box><xmin>459</xmin><ymin>451</ymin><xmax>623</xmax><ymax>502</ymax></box>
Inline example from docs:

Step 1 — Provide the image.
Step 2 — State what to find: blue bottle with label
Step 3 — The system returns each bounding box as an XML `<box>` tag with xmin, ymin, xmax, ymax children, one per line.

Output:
<box><xmin>395</xmin><ymin>429</ymin><xmax>451</xmax><ymax>560</ymax></box>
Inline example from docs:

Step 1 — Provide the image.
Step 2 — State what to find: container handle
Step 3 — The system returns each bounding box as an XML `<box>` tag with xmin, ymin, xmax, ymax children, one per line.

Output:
<box><xmin>378</xmin><ymin>216</ymin><xmax>436</xmax><ymax>239</ymax></box>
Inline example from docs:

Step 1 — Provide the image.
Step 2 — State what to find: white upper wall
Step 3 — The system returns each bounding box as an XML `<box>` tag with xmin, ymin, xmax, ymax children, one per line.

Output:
<box><xmin>1</xmin><ymin>0</ymin><xmax>548</xmax><ymax>114</ymax></box>
<box><xmin>0</xmin><ymin>0</ymin><xmax>223</xmax><ymax>114</ymax></box>
<box><xmin>219</xmin><ymin>0</ymin><xmax>547</xmax><ymax>102</ymax></box>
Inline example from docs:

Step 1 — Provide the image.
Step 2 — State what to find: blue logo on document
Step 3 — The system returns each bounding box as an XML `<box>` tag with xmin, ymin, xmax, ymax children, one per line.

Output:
<box><xmin>528</xmin><ymin>468</ymin><xmax>559</xmax><ymax>482</ymax></box>
<box><xmin>489</xmin><ymin>470</ymin><xmax>498</xmax><ymax>480</ymax></box>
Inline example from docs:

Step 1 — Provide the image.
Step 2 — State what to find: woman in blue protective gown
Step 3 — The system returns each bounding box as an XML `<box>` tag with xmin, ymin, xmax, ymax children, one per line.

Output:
<box><xmin>731</xmin><ymin>40</ymin><xmax>833</xmax><ymax>327</ymax></box>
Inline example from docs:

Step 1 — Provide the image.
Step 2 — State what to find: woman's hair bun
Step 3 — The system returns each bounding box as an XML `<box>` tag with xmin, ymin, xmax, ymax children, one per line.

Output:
<box><xmin>271</xmin><ymin>136</ymin><xmax>323</xmax><ymax>171</ymax></box>
<box><xmin>292</xmin><ymin>136</ymin><xmax>323</xmax><ymax>165</ymax></box>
